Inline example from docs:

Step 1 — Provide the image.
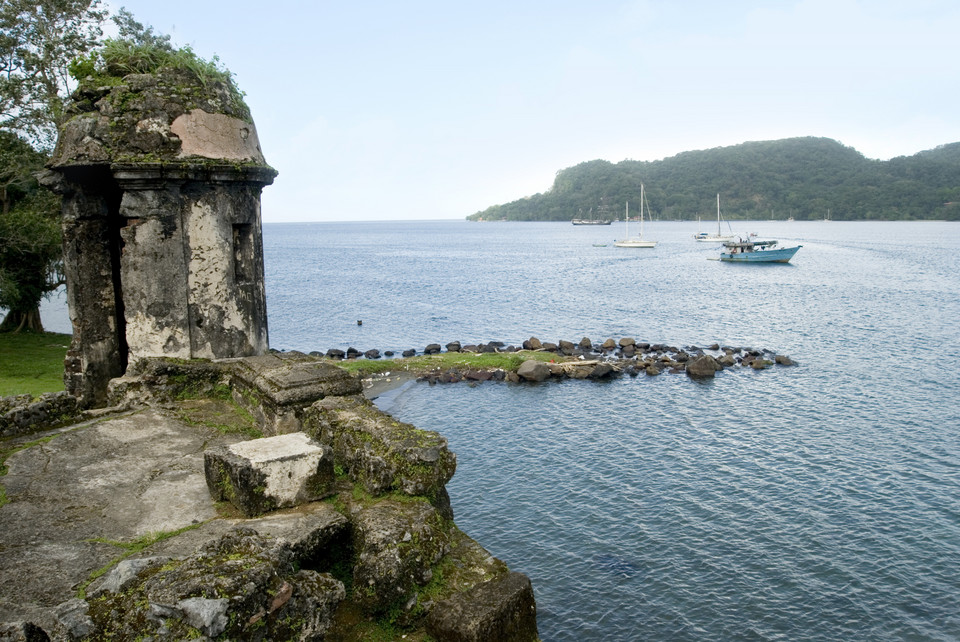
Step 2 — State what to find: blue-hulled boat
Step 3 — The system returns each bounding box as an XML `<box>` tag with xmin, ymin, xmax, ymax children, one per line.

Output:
<box><xmin>719</xmin><ymin>238</ymin><xmax>801</xmax><ymax>263</ymax></box>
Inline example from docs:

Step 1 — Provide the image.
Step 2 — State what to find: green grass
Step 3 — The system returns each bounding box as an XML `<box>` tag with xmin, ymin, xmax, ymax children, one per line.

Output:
<box><xmin>0</xmin><ymin>332</ymin><xmax>70</xmax><ymax>397</ymax></box>
<box><xmin>333</xmin><ymin>350</ymin><xmax>563</xmax><ymax>376</ymax></box>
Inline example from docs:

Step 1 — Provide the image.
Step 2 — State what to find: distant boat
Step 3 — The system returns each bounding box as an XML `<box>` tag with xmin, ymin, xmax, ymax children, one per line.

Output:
<box><xmin>572</xmin><ymin>207</ymin><xmax>613</xmax><ymax>225</ymax></box>
<box><xmin>614</xmin><ymin>184</ymin><xmax>656</xmax><ymax>248</ymax></box>
<box><xmin>719</xmin><ymin>238</ymin><xmax>801</xmax><ymax>263</ymax></box>
<box><xmin>694</xmin><ymin>194</ymin><xmax>735</xmax><ymax>242</ymax></box>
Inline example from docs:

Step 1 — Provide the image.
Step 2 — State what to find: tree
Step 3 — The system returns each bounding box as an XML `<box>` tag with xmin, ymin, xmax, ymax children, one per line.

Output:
<box><xmin>0</xmin><ymin>0</ymin><xmax>105</xmax><ymax>331</ymax></box>
<box><xmin>0</xmin><ymin>0</ymin><xmax>106</xmax><ymax>150</ymax></box>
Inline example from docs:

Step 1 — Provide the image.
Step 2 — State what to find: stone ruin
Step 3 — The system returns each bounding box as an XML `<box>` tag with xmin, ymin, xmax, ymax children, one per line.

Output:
<box><xmin>43</xmin><ymin>67</ymin><xmax>275</xmax><ymax>408</ymax></box>
<box><xmin>6</xmin><ymin>64</ymin><xmax>541</xmax><ymax>640</ymax></box>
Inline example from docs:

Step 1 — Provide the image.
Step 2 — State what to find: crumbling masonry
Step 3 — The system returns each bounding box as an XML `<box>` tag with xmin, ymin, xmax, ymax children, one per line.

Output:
<box><xmin>44</xmin><ymin>69</ymin><xmax>275</xmax><ymax>407</ymax></box>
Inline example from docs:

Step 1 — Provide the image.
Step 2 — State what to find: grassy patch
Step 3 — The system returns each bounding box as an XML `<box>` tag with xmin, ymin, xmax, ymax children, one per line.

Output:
<box><xmin>334</xmin><ymin>350</ymin><xmax>563</xmax><ymax>376</ymax></box>
<box><xmin>0</xmin><ymin>331</ymin><xmax>70</xmax><ymax>397</ymax></box>
<box><xmin>78</xmin><ymin>523</ymin><xmax>205</xmax><ymax>598</ymax></box>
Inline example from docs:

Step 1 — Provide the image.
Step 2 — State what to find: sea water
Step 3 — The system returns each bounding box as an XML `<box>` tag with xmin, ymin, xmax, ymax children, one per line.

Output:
<box><xmin>41</xmin><ymin>219</ymin><xmax>960</xmax><ymax>640</ymax></box>
<box><xmin>263</xmin><ymin>220</ymin><xmax>960</xmax><ymax>641</ymax></box>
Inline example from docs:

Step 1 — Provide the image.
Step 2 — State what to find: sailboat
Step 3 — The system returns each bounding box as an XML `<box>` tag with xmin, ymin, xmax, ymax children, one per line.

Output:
<box><xmin>614</xmin><ymin>184</ymin><xmax>656</xmax><ymax>248</ymax></box>
<box><xmin>694</xmin><ymin>194</ymin><xmax>735</xmax><ymax>242</ymax></box>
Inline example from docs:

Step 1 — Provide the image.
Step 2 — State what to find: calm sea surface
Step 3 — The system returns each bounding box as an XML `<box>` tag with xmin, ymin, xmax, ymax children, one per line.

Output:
<box><xmin>42</xmin><ymin>220</ymin><xmax>960</xmax><ymax>640</ymax></box>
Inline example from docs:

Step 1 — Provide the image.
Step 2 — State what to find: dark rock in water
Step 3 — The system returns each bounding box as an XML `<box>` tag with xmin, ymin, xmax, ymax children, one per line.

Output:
<box><xmin>645</xmin><ymin>365</ymin><xmax>661</xmax><ymax>376</ymax></box>
<box><xmin>505</xmin><ymin>371</ymin><xmax>521</xmax><ymax>383</ymax></box>
<box><xmin>384</xmin><ymin>351</ymin><xmax>394</xmax><ymax>357</ymax></box>
<box><xmin>491</xmin><ymin>369</ymin><xmax>506</xmax><ymax>381</ymax></box>
<box><xmin>523</xmin><ymin>337</ymin><xmax>543</xmax><ymax>350</ymax></box>
<box><xmin>424</xmin><ymin>344</ymin><xmax>442</xmax><ymax>355</ymax></box>
<box><xmin>601</xmin><ymin>338</ymin><xmax>617</xmax><ymax>351</ymax></box>
<box><xmin>559</xmin><ymin>340</ymin><xmax>576</xmax><ymax>356</ymax></box>
<box><xmin>309</xmin><ymin>351</ymin><xmax>322</xmax><ymax>357</ymax></box>
<box><xmin>364</xmin><ymin>349</ymin><xmax>381</xmax><ymax>360</ymax></box>
<box><xmin>686</xmin><ymin>354</ymin><xmax>722</xmax><ymax>378</ymax></box>
<box><xmin>718</xmin><ymin>354</ymin><xmax>736</xmax><ymax>367</ymax></box>
<box><xmin>637</xmin><ymin>342</ymin><xmax>650</xmax><ymax>350</ymax></box>
<box><xmin>488</xmin><ymin>341</ymin><xmax>506</xmax><ymax>348</ymax></box>
<box><xmin>621</xmin><ymin>344</ymin><xmax>636</xmax><ymax>357</ymax></box>
<box><xmin>517</xmin><ymin>360</ymin><xmax>551</xmax><ymax>382</ymax></box>
<box><xmin>478</xmin><ymin>343</ymin><xmax>498</xmax><ymax>353</ymax></box>
<box><xmin>589</xmin><ymin>363</ymin><xmax>616</xmax><ymax>379</ymax></box>
<box><xmin>775</xmin><ymin>355</ymin><xmax>797</xmax><ymax>366</ymax></box>
<box><xmin>462</xmin><ymin>344</ymin><xmax>479</xmax><ymax>353</ymax></box>
<box><xmin>751</xmin><ymin>359</ymin><xmax>771</xmax><ymax>370</ymax></box>
<box><xmin>675</xmin><ymin>351</ymin><xmax>690</xmax><ymax>363</ymax></box>
<box><xmin>402</xmin><ymin>349</ymin><xmax>417</xmax><ymax>358</ymax></box>
<box><xmin>446</xmin><ymin>341</ymin><xmax>461</xmax><ymax>352</ymax></box>
<box><xmin>709</xmin><ymin>343</ymin><xmax>721</xmax><ymax>351</ymax></box>
<box><xmin>579</xmin><ymin>337</ymin><xmax>593</xmax><ymax>349</ymax></box>
<box><xmin>464</xmin><ymin>370</ymin><xmax>493</xmax><ymax>382</ymax></box>
<box><xmin>541</xmin><ymin>342</ymin><xmax>558</xmax><ymax>353</ymax></box>
<box><xmin>593</xmin><ymin>553</ymin><xmax>641</xmax><ymax>578</ymax></box>
<box><xmin>346</xmin><ymin>347</ymin><xmax>360</xmax><ymax>359</ymax></box>
<box><xmin>618</xmin><ymin>337</ymin><xmax>636</xmax><ymax>348</ymax></box>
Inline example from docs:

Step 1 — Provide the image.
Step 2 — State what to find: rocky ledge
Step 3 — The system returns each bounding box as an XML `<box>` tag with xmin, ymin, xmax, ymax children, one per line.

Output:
<box><xmin>0</xmin><ymin>353</ymin><xmax>539</xmax><ymax>641</ymax></box>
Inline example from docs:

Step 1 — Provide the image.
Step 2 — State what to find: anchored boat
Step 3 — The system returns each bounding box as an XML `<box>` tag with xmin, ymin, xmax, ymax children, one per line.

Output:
<box><xmin>719</xmin><ymin>238</ymin><xmax>801</xmax><ymax>263</ymax></box>
<box><xmin>614</xmin><ymin>184</ymin><xmax>656</xmax><ymax>248</ymax></box>
<box><xmin>694</xmin><ymin>194</ymin><xmax>735</xmax><ymax>242</ymax></box>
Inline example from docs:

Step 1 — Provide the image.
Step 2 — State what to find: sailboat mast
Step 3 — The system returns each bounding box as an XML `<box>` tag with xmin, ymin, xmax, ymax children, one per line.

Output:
<box><xmin>640</xmin><ymin>184</ymin><xmax>645</xmax><ymax>238</ymax></box>
<box><xmin>716</xmin><ymin>193</ymin><xmax>721</xmax><ymax>235</ymax></box>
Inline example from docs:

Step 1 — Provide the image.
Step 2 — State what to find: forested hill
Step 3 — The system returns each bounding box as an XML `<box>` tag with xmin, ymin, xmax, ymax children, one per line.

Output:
<box><xmin>467</xmin><ymin>137</ymin><xmax>960</xmax><ymax>221</ymax></box>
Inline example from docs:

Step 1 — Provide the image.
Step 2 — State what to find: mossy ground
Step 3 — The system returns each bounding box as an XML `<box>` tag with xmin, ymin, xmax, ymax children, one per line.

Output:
<box><xmin>0</xmin><ymin>331</ymin><xmax>70</xmax><ymax>397</ymax></box>
<box><xmin>334</xmin><ymin>350</ymin><xmax>565</xmax><ymax>377</ymax></box>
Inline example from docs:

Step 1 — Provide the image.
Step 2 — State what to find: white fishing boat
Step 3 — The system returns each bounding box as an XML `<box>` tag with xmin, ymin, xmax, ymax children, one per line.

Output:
<box><xmin>614</xmin><ymin>184</ymin><xmax>656</xmax><ymax>248</ymax></box>
<box><xmin>694</xmin><ymin>194</ymin><xmax>735</xmax><ymax>242</ymax></box>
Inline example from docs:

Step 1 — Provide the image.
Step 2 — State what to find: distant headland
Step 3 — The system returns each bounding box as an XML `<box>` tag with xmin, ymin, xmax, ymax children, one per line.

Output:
<box><xmin>468</xmin><ymin>137</ymin><xmax>960</xmax><ymax>222</ymax></box>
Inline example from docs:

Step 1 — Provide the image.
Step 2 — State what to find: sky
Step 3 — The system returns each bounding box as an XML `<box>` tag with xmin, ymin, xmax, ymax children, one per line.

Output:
<box><xmin>104</xmin><ymin>0</ymin><xmax>960</xmax><ymax>222</ymax></box>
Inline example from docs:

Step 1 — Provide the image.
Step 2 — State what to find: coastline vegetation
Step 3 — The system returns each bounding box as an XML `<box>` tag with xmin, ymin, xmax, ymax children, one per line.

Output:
<box><xmin>468</xmin><ymin>137</ymin><xmax>960</xmax><ymax>222</ymax></box>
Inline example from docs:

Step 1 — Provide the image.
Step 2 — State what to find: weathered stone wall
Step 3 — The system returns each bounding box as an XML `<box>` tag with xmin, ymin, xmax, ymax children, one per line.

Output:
<box><xmin>45</xmin><ymin>66</ymin><xmax>276</xmax><ymax>408</ymax></box>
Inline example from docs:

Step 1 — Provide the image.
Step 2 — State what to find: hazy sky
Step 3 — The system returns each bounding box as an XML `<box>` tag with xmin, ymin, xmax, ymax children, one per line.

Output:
<box><xmin>107</xmin><ymin>0</ymin><xmax>960</xmax><ymax>222</ymax></box>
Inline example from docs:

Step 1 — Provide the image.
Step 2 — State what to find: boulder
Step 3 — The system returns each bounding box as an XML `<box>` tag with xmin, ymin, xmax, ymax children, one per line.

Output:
<box><xmin>578</xmin><ymin>337</ymin><xmax>593</xmax><ymax>350</ymax></box>
<box><xmin>618</xmin><ymin>337</ymin><xmax>636</xmax><ymax>348</ymax></box>
<box><xmin>621</xmin><ymin>344</ymin><xmax>636</xmax><ymax>357</ymax></box>
<box><xmin>402</xmin><ymin>349</ymin><xmax>417</xmax><ymax>357</ymax></box>
<box><xmin>81</xmin><ymin>529</ymin><xmax>344</xmax><ymax>641</ymax></box>
<box><xmin>558</xmin><ymin>340</ymin><xmax>576</xmax><ymax>356</ymax></box>
<box><xmin>589</xmin><ymin>363</ymin><xmax>616</xmax><ymax>379</ymax></box>
<box><xmin>775</xmin><ymin>355</ymin><xmax>797</xmax><ymax>366</ymax></box>
<box><xmin>601</xmin><ymin>338</ymin><xmax>617</xmax><ymax>351</ymax></box>
<box><xmin>541</xmin><ymin>342</ymin><xmax>558</xmax><ymax>353</ymax></box>
<box><xmin>522</xmin><ymin>337</ymin><xmax>542</xmax><ymax>350</ymax></box>
<box><xmin>363</xmin><ymin>349</ymin><xmax>381</xmax><ymax>359</ymax></box>
<box><xmin>686</xmin><ymin>354</ymin><xmax>722</xmax><ymax>378</ymax></box>
<box><xmin>204</xmin><ymin>432</ymin><xmax>334</xmax><ymax>517</ymax></box>
<box><xmin>446</xmin><ymin>341</ymin><xmax>462</xmax><ymax>352</ymax></box>
<box><xmin>645</xmin><ymin>365</ymin><xmax>661</xmax><ymax>376</ymax></box>
<box><xmin>303</xmin><ymin>396</ymin><xmax>456</xmax><ymax>516</ymax></box>
<box><xmin>424</xmin><ymin>344</ymin><xmax>442</xmax><ymax>355</ymax></box>
<box><xmin>351</xmin><ymin>498</ymin><xmax>452</xmax><ymax>613</ymax></box>
<box><xmin>426</xmin><ymin>571</ymin><xmax>539</xmax><ymax>642</ymax></box>
<box><xmin>516</xmin><ymin>360</ymin><xmax>551</xmax><ymax>382</ymax></box>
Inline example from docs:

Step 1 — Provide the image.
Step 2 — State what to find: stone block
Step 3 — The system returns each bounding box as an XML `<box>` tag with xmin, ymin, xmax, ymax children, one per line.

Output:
<box><xmin>204</xmin><ymin>433</ymin><xmax>333</xmax><ymax>517</ymax></box>
<box><xmin>426</xmin><ymin>571</ymin><xmax>539</xmax><ymax>642</ymax></box>
<box><xmin>229</xmin><ymin>352</ymin><xmax>362</xmax><ymax>434</ymax></box>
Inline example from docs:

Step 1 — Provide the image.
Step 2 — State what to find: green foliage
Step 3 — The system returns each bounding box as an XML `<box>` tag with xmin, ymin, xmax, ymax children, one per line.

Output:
<box><xmin>468</xmin><ymin>137</ymin><xmax>960</xmax><ymax>222</ymax></box>
<box><xmin>71</xmin><ymin>38</ymin><xmax>249</xmax><ymax>121</ymax></box>
<box><xmin>0</xmin><ymin>0</ymin><xmax>107</xmax><ymax>150</ymax></box>
<box><xmin>0</xmin><ymin>331</ymin><xmax>69</xmax><ymax>396</ymax></box>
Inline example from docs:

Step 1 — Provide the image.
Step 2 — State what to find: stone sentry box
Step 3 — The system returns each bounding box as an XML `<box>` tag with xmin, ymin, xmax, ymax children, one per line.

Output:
<box><xmin>44</xmin><ymin>70</ymin><xmax>276</xmax><ymax>407</ymax></box>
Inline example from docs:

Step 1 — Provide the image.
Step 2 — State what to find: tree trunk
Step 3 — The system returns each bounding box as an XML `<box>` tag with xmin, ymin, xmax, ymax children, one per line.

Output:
<box><xmin>0</xmin><ymin>306</ymin><xmax>45</xmax><ymax>333</ymax></box>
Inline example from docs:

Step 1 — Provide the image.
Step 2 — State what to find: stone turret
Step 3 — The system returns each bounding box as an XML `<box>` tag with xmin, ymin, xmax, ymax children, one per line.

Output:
<box><xmin>45</xmin><ymin>67</ymin><xmax>276</xmax><ymax>407</ymax></box>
